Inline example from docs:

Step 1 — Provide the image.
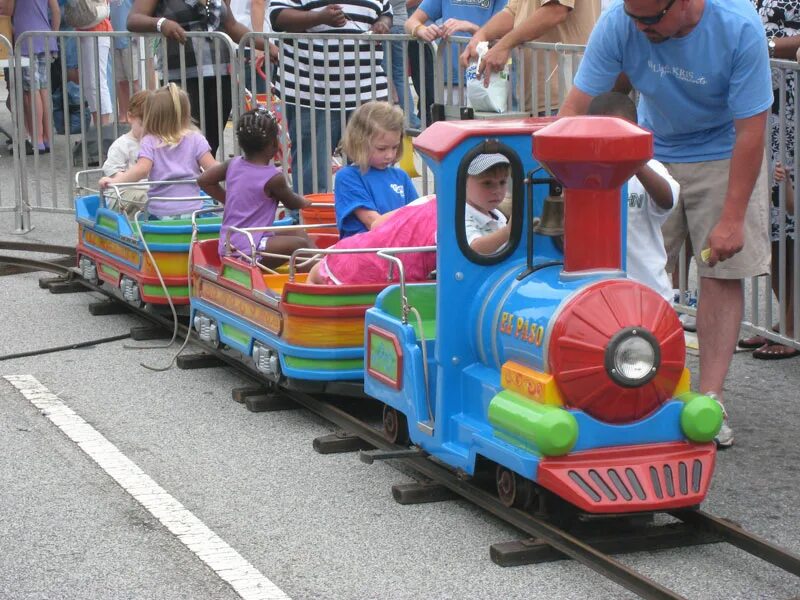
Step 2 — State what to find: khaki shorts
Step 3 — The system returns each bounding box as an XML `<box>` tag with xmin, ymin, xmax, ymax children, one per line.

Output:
<box><xmin>113</xmin><ymin>44</ymin><xmax>140</xmax><ymax>83</ymax></box>
<box><xmin>662</xmin><ymin>157</ymin><xmax>771</xmax><ymax>279</ymax></box>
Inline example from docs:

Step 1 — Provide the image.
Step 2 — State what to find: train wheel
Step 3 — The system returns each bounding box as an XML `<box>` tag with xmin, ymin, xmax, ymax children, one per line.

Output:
<box><xmin>382</xmin><ymin>405</ymin><xmax>409</xmax><ymax>445</ymax></box>
<box><xmin>496</xmin><ymin>466</ymin><xmax>536</xmax><ymax>510</ymax></box>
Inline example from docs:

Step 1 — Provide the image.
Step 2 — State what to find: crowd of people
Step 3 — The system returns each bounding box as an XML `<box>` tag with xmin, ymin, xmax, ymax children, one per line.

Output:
<box><xmin>2</xmin><ymin>0</ymin><xmax>798</xmax><ymax>450</ymax></box>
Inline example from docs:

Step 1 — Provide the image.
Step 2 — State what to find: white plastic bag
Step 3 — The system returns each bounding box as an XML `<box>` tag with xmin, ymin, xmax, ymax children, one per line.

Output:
<box><xmin>465</xmin><ymin>42</ymin><xmax>509</xmax><ymax>113</ymax></box>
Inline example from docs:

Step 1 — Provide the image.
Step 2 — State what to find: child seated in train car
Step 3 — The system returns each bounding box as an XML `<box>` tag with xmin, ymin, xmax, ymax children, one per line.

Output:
<box><xmin>101</xmin><ymin>90</ymin><xmax>152</xmax><ymax>217</ymax></box>
<box><xmin>308</xmin><ymin>195</ymin><xmax>437</xmax><ymax>285</ymax></box>
<box><xmin>307</xmin><ymin>153</ymin><xmax>513</xmax><ymax>285</ymax></box>
<box><xmin>334</xmin><ymin>101</ymin><xmax>419</xmax><ymax>239</ymax></box>
<box><xmin>198</xmin><ymin>108</ymin><xmax>315</xmax><ymax>270</ymax></box>
<box><xmin>98</xmin><ymin>83</ymin><xmax>218</xmax><ymax>219</ymax></box>
<box><xmin>588</xmin><ymin>92</ymin><xmax>680</xmax><ymax>301</ymax></box>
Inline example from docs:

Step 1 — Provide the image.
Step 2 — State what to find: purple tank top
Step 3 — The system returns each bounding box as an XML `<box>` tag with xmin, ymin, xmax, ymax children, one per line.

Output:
<box><xmin>218</xmin><ymin>157</ymin><xmax>281</xmax><ymax>257</ymax></box>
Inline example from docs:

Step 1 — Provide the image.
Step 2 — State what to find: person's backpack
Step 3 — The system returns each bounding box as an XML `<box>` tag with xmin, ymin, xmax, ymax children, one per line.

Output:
<box><xmin>52</xmin><ymin>81</ymin><xmax>92</xmax><ymax>136</ymax></box>
<box><xmin>72</xmin><ymin>123</ymin><xmax>130</xmax><ymax>168</ymax></box>
<box><xmin>64</xmin><ymin>0</ymin><xmax>110</xmax><ymax>30</ymax></box>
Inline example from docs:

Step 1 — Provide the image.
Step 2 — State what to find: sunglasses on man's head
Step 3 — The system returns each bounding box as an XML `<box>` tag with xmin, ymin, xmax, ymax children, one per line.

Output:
<box><xmin>623</xmin><ymin>0</ymin><xmax>678</xmax><ymax>26</ymax></box>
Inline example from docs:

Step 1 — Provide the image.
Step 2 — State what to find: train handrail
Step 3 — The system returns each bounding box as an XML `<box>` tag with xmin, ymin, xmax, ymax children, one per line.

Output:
<box><xmin>224</xmin><ymin>222</ymin><xmax>336</xmax><ymax>270</ymax></box>
<box><xmin>288</xmin><ymin>245</ymin><xmax>436</xmax><ymax>286</ymax></box>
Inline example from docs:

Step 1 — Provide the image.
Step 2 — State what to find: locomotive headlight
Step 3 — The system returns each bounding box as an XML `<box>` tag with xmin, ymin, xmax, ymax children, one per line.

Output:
<box><xmin>605</xmin><ymin>327</ymin><xmax>660</xmax><ymax>388</ymax></box>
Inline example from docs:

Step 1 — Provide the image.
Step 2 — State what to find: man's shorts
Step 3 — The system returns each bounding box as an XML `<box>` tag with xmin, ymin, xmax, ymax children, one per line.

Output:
<box><xmin>662</xmin><ymin>156</ymin><xmax>771</xmax><ymax>279</ymax></box>
<box><xmin>113</xmin><ymin>42</ymin><xmax>140</xmax><ymax>83</ymax></box>
<box><xmin>21</xmin><ymin>53</ymin><xmax>52</xmax><ymax>92</ymax></box>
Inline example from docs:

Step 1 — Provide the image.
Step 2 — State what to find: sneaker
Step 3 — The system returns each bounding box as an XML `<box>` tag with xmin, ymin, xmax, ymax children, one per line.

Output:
<box><xmin>706</xmin><ymin>393</ymin><xmax>734</xmax><ymax>448</ymax></box>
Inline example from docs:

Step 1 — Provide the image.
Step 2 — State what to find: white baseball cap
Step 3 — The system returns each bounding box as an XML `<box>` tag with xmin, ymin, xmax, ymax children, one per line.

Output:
<box><xmin>467</xmin><ymin>153</ymin><xmax>510</xmax><ymax>176</ymax></box>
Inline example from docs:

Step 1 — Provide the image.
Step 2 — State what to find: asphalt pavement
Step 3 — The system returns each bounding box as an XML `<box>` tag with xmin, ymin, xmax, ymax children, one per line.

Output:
<box><xmin>1</xmin><ymin>210</ymin><xmax>800</xmax><ymax>600</ymax></box>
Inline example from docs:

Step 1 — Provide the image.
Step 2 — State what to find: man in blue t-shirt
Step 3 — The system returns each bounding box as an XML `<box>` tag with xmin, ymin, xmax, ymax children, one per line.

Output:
<box><xmin>559</xmin><ymin>0</ymin><xmax>774</xmax><ymax>448</ymax></box>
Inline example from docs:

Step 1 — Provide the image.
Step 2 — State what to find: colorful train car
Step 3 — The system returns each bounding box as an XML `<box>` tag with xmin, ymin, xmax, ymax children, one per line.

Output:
<box><xmin>189</xmin><ymin>232</ymin><xmax>385</xmax><ymax>386</ymax></box>
<box><xmin>75</xmin><ymin>194</ymin><xmax>221</xmax><ymax>306</ymax></box>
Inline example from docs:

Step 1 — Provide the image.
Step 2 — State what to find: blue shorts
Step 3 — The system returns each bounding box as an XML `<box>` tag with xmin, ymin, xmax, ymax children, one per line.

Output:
<box><xmin>21</xmin><ymin>54</ymin><xmax>53</xmax><ymax>92</ymax></box>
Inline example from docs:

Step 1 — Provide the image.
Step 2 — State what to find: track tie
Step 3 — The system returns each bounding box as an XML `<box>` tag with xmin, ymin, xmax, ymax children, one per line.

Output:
<box><xmin>245</xmin><ymin>393</ymin><xmax>297</xmax><ymax>413</ymax></box>
<box><xmin>490</xmin><ymin>522</ymin><xmax>721</xmax><ymax>567</ymax></box>
<box><xmin>231</xmin><ymin>386</ymin><xmax>269</xmax><ymax>404</ymax></box>
<box><xmin>48</xmin><ymin>280</ymin><xmax>90</xmax><ymax>294</ymax></box>
<box><xmin>359</xmin><ymin>448</ymin><xmax>426</xmax><ymax>464</ymax></box>
<box><xmin>392</xmin><ymin>482</ymin><xmax>458</xmax><ymax>505</ymax></box>
<box><xmin>313</xmin><ymin>431</ymin><xmax>373</xmax><ymax>454</ymax></box>
<box><xmin>130</xmin><ymin>325</ymin><xmax>173</xmax><ymax>341</ymax></box>
<box><xmin>176</xmin><ymin>353</ymin><xmax>225</xmax><ymax>370</ymax></box>
<box><xmin>88</xmin><ymin>300</ymin><xmax>131</xmax><ymax>316</ymax></box>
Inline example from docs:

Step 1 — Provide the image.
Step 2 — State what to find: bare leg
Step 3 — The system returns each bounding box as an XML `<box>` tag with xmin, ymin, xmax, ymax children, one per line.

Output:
<box><xmin>36</xmin><ymin>89</ymin><xmax>50</xmax><ymax>146</ymax></box>
<box><xmin>117</xmin><ymin>79</ymin><xmax>131</xmax><ymax>122</ymax></box>
<box><xmin>22</xmin><ymin>90</ymin><xmax>34</xmax><ymax>143</ymax></box>
<box><xmin>697</xmin><ymin>277</ymin><xmax>743</xmax><ymax>402</ymax></box>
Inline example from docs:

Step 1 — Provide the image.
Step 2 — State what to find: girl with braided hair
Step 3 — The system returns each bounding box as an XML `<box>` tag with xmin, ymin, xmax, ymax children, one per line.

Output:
<box><xmin>99</xmin><ymin>83</ymin><xmax>217</xmax><ymax>218</ymax></box>
<box><xmin>198</xmin><ymin>108</ymin><xmax>314</xmax><ymax>269</ymax></box>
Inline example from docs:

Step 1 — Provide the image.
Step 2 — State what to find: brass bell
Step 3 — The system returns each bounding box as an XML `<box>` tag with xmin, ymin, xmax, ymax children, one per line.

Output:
<box><xmin>534</xmin><ymin>182</ymin><xmax>564</xmax><ymax>236</ymax></box>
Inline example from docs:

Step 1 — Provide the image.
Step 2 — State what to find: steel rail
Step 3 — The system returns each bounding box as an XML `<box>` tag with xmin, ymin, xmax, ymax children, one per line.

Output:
<box><xmin>670</xmin><ymin>509</ymin><xmax>800</xmax><ymax>577</ymax></box>
<box><xmin>0</xmin><ymin>254</ymin><xmax>75</xmax><ymax>276</ymax></box>
<box><xmin>0</xmin><ymin>241</ymin><xmax>77</xmax><ymax>256</ymax></box>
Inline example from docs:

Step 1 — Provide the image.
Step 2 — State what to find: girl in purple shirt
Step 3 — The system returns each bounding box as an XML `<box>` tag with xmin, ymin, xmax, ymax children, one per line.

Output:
<box><xmin>99</xmin><ymin>83</ymin><xmax>217</xmax><ymax>217</ymax></box>
<box><xmin>198</xmin><ymin>109</ymin><xmax>313</xmax><ymax>270</ymax></box>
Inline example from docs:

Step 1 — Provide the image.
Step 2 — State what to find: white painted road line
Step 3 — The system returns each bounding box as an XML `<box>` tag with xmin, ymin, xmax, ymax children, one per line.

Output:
<box><xmin>4</xmin><ymin>374</ymin><xmax>290</xmax><ymax>600</ymax></box>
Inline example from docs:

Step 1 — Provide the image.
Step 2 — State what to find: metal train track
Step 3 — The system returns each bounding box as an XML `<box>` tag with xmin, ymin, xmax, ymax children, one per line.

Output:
<box><xmin>3</xmin><ymin>242</ymin><xmax>800</xmax><ymax>600</ymax></box>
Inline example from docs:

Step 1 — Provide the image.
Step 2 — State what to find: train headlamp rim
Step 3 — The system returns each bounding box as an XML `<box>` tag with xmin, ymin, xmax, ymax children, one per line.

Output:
<box><xmin>604</xmin><ymin>326</ymin><xmax>661</xmax><ymax>388</ymax></box>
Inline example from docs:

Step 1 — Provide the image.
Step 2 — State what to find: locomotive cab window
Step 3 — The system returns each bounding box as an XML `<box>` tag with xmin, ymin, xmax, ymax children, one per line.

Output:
<box><xmin>456</xmin><ymin>143</ymin><xmax>523</xmax><ymax>265</ymax></box>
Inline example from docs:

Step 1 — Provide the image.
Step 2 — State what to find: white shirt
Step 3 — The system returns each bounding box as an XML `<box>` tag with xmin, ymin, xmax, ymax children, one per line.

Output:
<box><xmin>626</xmin><ymin>159</ymin><xmax>680</xmax><ymax>301</ymax></box>
<box><xmin>465</xmin><ymin>203</ymin><xmax>508</xmax><ymax>245</ymax></box>
<box><xmin>102</xmin><ymin>132</ymin><xmax>141</xmax><ymax>177</ymax></box>
<box><xmin>230</xmin><ymin>0</ymin><xmax>272</xmax><ymax>32</ymax></box>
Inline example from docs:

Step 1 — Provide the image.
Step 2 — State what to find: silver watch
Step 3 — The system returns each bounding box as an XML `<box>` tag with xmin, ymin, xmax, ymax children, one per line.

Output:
<box><xmin>768</xmin><ymin>38</ymin><xmax>776</xmax><ymax>59</ymax></box>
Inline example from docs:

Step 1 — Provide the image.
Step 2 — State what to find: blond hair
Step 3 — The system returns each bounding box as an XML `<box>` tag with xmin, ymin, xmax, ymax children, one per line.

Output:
<box><xmin>143</xmin><ymin>83</ymin><xmax>195</xmax><ymax>145</ymax></box>
<box><xmin>342</xmin><ymin>101</ymin><xmax>405</xmax><ymax>173</ymax></box>
<box><xmin>127</xmin><ymin>89</ymin><xmax>152</xmax><ymax>120</ymax></box>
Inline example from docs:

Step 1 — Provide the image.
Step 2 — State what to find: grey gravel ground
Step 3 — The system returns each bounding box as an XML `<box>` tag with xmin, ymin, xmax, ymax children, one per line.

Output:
<box><xmin>2</xmin><ymin>211</ymin><xmax>800</xmax><ymax>599</ymax></box>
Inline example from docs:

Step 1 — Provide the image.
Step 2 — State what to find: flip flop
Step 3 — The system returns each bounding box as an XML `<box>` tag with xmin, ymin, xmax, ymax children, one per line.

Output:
<box><xmin>738</xmin><ymin>334</ymin><xmax>770</xmax><ymax>349</ymax></box>
<box><xmin>752</xmin><ymin>342</ymin><xmax>800</xmax><ymax>360</ymax></box>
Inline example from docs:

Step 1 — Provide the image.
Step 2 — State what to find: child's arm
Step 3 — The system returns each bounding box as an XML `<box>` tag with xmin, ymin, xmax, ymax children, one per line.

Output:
<box><xmin>470</xmin><ymin>223</ymin><xmax>511</xmax><ymax>254</ymax></box>
<box><xmin>353</xmin><ymin>208</ymin><xmax>383</xmax><ymax>230</ymax></box>
<box><xmin>197</xmin><ymin>160</ymin><xmax>230</xmax><ymax>204</ymax></box>
<box><xmin>775</xmin><ymin>162</ymin><xmax>795</xmax><ymax>214</ymax></box>
<box><xmin>635</xmin><ymin>163</ymin><xmax>675</xmax><ymax>211</ymax></box>
<box><xmin>198</xmin><ymin>151</ymin><xmax>218</xmax><ymax>172</ymax></box>
<box><xmin>265</xmin><ymin>174</ymin><xmax>312</xmax><ymax>211</ymax></box>
<box><xmin>99</xmin><ymin>157</ymin><xmax>153</xmax><ymax>190</ymax></box>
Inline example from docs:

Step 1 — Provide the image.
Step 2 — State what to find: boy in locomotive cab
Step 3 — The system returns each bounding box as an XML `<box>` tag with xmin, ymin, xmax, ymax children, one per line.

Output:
<box><xmin>464</xmin><ymin>153</ymin><xmax>512</xmax><ymax>255</ymax></box>
<box><xmin>307</xmin><ymin>153</ymin><xmax>512</xmax><ymax>285</ymax></box>
<box><xmin>587</xmin><ymin>92</ymin><xmax>680</xmax><ymax>301</ymax></box>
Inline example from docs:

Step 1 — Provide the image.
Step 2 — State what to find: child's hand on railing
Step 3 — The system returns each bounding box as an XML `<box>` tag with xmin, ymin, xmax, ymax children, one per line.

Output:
<box><xmin>98</xmin><ymin>176</ymin><xmax>112</xmax><ymax>190</ymax></box>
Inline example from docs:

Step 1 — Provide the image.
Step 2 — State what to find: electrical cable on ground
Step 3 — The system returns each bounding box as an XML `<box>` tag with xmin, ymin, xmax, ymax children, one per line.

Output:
<box><xmin>0</xmin><ymin>333</ymin><xmax>132</xmax><ymax>362</ymax></box>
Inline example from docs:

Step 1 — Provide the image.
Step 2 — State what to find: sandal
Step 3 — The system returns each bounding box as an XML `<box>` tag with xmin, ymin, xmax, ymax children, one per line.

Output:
<box><xmin>738</xmin><ymin>334</ymin><xmax>769</xmax><ymax>349</ymax></box>
<box><xmin>752</xmin><ymin>342</ymin><xmax>800</xmax><ymax>360</ymax></box>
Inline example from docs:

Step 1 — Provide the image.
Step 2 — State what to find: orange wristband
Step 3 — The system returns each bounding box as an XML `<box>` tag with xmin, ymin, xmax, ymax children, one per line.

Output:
<box><xmin>412</xmin><ymin>23</ymin><xmax>423</xmax><ymax>38</ymax></box>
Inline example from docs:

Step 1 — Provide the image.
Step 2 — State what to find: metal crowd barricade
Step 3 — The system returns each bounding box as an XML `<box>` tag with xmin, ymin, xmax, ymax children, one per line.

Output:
<box><xmin>433</xmin><ymin>38</ymin><xmax>585</xmax><ymax>118</ymax></box>
<box><xmin>0</xmin><ymin>32</ymin><xmax>25</xmax><ymax>230</ymax></box>
<box><xmin>9</xmin><ymin>30</ymin><xmax>237</xmax><ymax>231</ymax></box>
<box><xmin>237</xmin><ymin>31</ymin><xmax>437</xmax><ymax>197</ymax></box>
<box><xmin>736</xmin><ymin>58</ymin><xmax>800</xmax><ymax>351</ymax></box>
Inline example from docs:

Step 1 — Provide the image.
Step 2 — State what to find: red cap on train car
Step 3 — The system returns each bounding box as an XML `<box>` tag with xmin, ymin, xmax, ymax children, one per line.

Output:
<box><xmin>532</xmin><ymin>117</ymin><xmax>652</xmax><ymax>273</ymax></box>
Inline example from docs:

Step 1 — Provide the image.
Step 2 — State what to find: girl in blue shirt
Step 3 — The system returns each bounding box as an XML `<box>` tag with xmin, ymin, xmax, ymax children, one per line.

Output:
<box><xmin>334</xmin><ymin>101</ymin><xmax>419</xmax><ymax>238</ymax></box>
